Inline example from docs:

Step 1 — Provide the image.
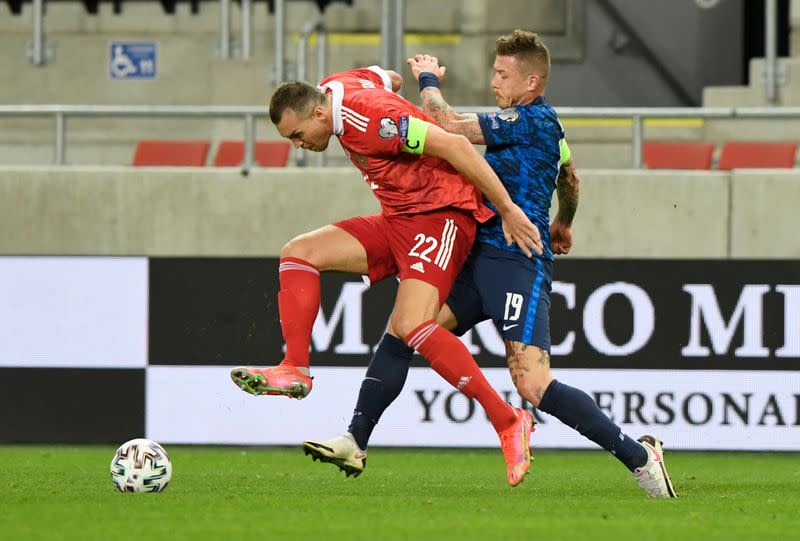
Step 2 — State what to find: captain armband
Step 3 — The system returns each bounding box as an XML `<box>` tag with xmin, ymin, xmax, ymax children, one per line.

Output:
<box><xmin>559</xmin><ymin>139</ymin><xmax>571</xmax><ymax>167</ymax></box>
<box><xmin>401</xmin><ymin>116</ymin><xmax>429</xmax><ymax>155</ymax></box>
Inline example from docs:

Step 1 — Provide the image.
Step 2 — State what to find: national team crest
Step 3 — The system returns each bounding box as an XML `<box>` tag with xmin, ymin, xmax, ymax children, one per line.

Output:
<box><xmin>498</xmin><ymin>107</ymin><xmax>520</xmax><ymax>123</ymax></box>
<box><xmin>378</xmin><ymin>117</ymin><xmax>399</xmax><ymax>139</ymax></box>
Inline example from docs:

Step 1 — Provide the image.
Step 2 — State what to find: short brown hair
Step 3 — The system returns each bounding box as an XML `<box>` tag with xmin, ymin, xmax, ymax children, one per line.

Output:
<box><xmin>269</xmin><ymin>81</ymin><xmax>326</xmax><ymax>125</ymax></box>
<box><xmin>495</xmin><ymin>30</ymin><xmax>551</xmax><ymax>86</ymax></box>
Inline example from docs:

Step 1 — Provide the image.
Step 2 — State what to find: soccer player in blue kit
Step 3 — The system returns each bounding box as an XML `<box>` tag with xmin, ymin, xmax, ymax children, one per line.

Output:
<box><xmin>303</xmin><ymin>30</ymin><xmax>676</xmax><ymax>498</ymax></box>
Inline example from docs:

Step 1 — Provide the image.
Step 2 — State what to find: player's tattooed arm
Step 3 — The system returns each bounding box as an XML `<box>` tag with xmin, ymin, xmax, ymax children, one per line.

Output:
<box><xmin>555</xmin><ymin>157</ymin><xmax>580</xmax><ymax>226</ymax></box>
<box><xmin>420</xmin><ymin>87</ymin><xmax>486</xmax><ymax>144</ymax></box>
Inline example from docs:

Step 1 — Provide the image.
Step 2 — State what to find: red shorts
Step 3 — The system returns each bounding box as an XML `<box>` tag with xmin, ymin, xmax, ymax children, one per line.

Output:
<box><xmin>334</xmin><ymin>208</ymin><xmax>476</xmax><ymax>305</ymax></box>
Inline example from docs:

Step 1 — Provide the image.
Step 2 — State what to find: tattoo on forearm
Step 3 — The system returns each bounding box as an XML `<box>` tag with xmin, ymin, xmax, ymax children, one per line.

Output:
<box><xmin>421</xmin><ymin>87</ymin><xmax>454</xmax><ymax>125</ymax></box>
<box><xmin>420</xmin><ymin>88</ymin><xmax>484</xmax><ymax>144</ymax></box>
<box><xmin>556</xmin><ymin>159</ymin><xmax>580</xmax><ymax>225</ymax></box>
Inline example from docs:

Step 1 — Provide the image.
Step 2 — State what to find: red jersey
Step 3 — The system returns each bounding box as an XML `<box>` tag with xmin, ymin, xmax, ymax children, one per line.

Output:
<box><xmin>318</xmin><ymin>67</ymin><xmax>493</xmax><ymax>222</ymax></box>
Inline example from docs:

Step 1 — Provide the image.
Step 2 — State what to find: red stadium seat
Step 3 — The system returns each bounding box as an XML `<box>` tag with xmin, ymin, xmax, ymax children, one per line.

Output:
<box><xmin>132</xmin><ymin>139</ymin><xmax>211</xmax><ymax>166</ymax></box>
<box><xmin>213</xmin><ymin>140</ymin><xmax>292</xmax><ymax>167</ymax></box>
<box><xmin>643</xmin><ymin>141</ymin><xmax>715</xmax><ymax>170</ymax></box>
<box><xmin>717</xmin><ymin>141</ymin><xmax>797</xmax><ymax>170</ymax></box>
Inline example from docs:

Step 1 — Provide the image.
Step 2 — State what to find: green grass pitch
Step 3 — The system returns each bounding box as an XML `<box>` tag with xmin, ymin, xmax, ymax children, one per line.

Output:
<box><xmin>1</xmin><ymin>445</ymin><xmax>798</xmax><ymax>541</ymax></box>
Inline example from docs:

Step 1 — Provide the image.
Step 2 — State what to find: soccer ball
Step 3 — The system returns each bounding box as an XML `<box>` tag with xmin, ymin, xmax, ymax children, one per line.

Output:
<box><xmin>110</xmin><ymin>438</ymin><xmax>173</xmax><ymax>493</ymax></box>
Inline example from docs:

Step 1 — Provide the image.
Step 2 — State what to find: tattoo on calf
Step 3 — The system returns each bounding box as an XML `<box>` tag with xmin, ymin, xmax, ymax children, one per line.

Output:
<box><xmin>539</xmin><ymin>350</ymin><xmax>551</xmax><ymax>367</ymax></box>
<box><xmin>505</xmin><ymin>341</ymin><xmax>533</xmax><ymax>383</ymax></box>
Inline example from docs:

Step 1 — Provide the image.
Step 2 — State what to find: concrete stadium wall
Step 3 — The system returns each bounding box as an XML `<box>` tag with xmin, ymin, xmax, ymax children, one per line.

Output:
<box><xmin>731</xmin><ymin>170</ymin><xmax>800</xmax><ymax>258</ymax></box>
<box><xmin>1</xmin><ymin>167</ymin><xmax>797</xmax><ymax>258</ymax></box>
<box><xmin>0</xmin><ymin>166</ymin><xmax>378</xmax><ymax>256</ymax></box>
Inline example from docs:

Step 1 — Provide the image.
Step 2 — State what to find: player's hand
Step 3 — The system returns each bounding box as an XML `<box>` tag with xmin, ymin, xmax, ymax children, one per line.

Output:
<box><xmin>550</xmin><ymin>220</ymin><xmax>573</xmax><ymax>255</ymax></box>
<box><xmin>501</xmin><ymin>204</ymin><xmax>543</xmax><ymax>257</ymax></box>
<box><xmin>407</xmin><ymin>54</ymin><xmax>447</xmax><ymax>82</ymax></box>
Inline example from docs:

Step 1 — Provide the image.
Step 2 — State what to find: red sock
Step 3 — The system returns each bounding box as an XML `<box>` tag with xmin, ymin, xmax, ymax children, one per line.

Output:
<box><xmin>405</xmin><ymin>320</ymin><xmax>516</xmax><ymax>433</ymax></box>
<box><xmin>277</xmin><ymin>257</ymin><xmax>320</xmax><ymax>369</ymax></box>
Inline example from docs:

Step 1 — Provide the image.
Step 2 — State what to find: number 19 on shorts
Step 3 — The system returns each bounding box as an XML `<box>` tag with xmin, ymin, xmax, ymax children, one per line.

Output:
<box><xmin>504</xmin><ymin>292</ymin><xmax>523</xmax><ymax>321</ymax></box>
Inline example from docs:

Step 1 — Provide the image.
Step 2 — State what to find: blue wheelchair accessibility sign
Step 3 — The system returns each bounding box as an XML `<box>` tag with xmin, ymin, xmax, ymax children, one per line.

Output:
<box><xmin>109</xmin><ymin>42</ymin><xmax>158</xmax><ymax>80</ymax></box>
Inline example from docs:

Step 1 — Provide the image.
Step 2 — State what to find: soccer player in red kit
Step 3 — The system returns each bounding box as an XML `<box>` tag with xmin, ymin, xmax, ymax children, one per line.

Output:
<box><xmin>231</xmin><ymin>66</ymin><xmax>542</xmax><ymax>486</ymax></box>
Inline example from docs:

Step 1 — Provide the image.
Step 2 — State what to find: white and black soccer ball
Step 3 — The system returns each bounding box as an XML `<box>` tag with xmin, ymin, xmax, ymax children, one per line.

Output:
<box><xmin>110</xmin><ymin>438</ymin><xmax>173</xmax><ymax>493</ymax></box>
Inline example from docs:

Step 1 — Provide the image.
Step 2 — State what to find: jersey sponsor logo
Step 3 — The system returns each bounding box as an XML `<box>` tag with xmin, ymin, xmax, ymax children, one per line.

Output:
<box><xmin>358</xmin><ymin>79</ymin><xmax>376</xmax><ymax>89</ymax></box>
<box><xmin>410</xmin><ymin>261</ymin><xmax>425</xmax><ymax>273</ymax></box>
<box><xmin>502</xmin><ymin>323</ymin><xmax>519</xmax><ymax>331</ymax></box>
<box><xmin>378</xmin><ymin>117</ymin><xmax>399</xmax><ymax>139</ymax></box>
<box><xmin>498</xmin><ymin>107</ymin><xmax>520</xmax><ymax>123</ymax></box>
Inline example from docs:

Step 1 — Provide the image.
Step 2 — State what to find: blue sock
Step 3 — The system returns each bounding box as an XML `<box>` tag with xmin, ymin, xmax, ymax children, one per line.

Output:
<box><xmin>348</xmin><ymin>333</ymin><xmax>413</xmax><ymax>450</ymax></box>
<box><xmin>538</xmin><ymin>379</ymin><xmax>648</xmax><ymax>471</ymax></box>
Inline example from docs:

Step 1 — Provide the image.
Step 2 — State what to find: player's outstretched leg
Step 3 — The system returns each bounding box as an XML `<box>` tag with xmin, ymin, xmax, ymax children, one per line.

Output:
<box><xmin>498</xmin><ymin>408</ymin><xmax>535</xmax><ymax>487</ymax></box>
<box><xmin>633</xmin><ymin>435</ymin><xmax>678</xmax><ymax>498</ymax></box>
<box><xmin>230</xmin><ymin>364</ymin><xmax>312</xmax><ymax>399</ymax></box>
<box><xmin>230</xmin><ymin>256</ymin><xmax>319</xmax><ymax>399</ymax></box>
<box><xmin>303</xmin><ymin>433</ymin><xmax>367</xmax><ymax>478</ymax></box>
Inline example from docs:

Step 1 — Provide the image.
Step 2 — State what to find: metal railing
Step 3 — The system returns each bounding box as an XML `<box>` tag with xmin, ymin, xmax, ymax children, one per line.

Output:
<box><xmin>3</xmin><ymin>105</ymin><xmax>800</xmax><ymax>169</ymax></box>
<box><xmin>25</xmin><ymin>0</ymin><xmax>781</xmax><ymax>106</ymax></box>
<box><xmin>461</xmin><ymin>106</ymin><xmax>800</xmax><ymax>168</ymax></box>
<box><xmin>0</xmin><ymin>105</ymin><xmax>265</xmax><ymax>172</ymax></box>
<box><xmin>295</xmin><ymin>18</ymin><xmax>329</xmax><ymax>167</ymax></box>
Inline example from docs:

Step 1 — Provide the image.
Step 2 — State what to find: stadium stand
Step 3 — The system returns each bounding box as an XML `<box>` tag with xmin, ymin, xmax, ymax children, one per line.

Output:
<box><xmin>717</xmin><ymin>141</ymin><xmax>798</xmax><ymax>170</ymax></box>
<box><xmin>212</xmin><ymin>140</ymin><xmax>291</xmax><ymax>167</ymax></box>
<box><xmin>132</xmin><ymin>139</ymin><xmax>211</xmax><ymax>166</ymax></box>
<box><xmin>643</xmin><ymin>141</ymin><xmax>715</xmax><ymax>170</ymax></box>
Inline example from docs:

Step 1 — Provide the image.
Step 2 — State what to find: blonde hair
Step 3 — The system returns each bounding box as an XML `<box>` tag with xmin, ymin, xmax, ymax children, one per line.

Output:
<box><xmin>495</xmin><ymin>30</ymin><xmax>551</xmax><ymax>87</ymax></box>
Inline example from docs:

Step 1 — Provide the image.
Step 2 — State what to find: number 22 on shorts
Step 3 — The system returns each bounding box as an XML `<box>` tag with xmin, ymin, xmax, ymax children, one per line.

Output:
<box><xmin>407</xmin><ymin>219</ymin><xmax>458</xmax><ymax>271</ymax></box>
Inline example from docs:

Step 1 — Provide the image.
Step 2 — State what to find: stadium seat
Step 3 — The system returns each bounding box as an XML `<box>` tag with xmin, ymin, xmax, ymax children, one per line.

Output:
<box><xmin>642</xmin><ymin>141</ymin><xmax>715</xmax><ymax>170</ymax></box>
<box><xmin>717</xmin><ymin>141</ymin><xmax>798</xmax><ymax>170</ymax></box>
<box><xmin>132</xmin><ymin>139</ymin><xmax>211</xmax><ymax>166</ymax></box>
<box><xmin>212</xmin><ymin>140</ymin><xmax>292</xmax><ymax>167</ymax></box>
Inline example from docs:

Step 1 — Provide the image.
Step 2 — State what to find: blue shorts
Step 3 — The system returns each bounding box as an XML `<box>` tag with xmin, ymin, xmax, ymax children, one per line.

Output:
<box><xmin>447</xmin><ymin>243</ymin><xmax>552</xmax><ymax>351</ymax></box>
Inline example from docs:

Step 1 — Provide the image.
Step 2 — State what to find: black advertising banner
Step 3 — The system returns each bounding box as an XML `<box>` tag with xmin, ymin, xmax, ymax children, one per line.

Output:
<box><xmin>0</xmin><ymin>368</ymin><xmax>145</xmax><ymax>443</ymax></box>
<box><xmin>149</xmin><ymin>258</ymin><xmax>800</xmax><ymax>371</ymax></box>
<box><xmin>148</xmin><ymin>258</ymin><xmax>398</xmax><ymax>367</ymax></box>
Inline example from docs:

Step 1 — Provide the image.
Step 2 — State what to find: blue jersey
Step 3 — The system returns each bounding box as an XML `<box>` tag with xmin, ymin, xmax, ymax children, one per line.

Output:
<box><xmin>476</xmin><ymin>97</ymin><xmax>568</xmax><ymax>261</ymax></box>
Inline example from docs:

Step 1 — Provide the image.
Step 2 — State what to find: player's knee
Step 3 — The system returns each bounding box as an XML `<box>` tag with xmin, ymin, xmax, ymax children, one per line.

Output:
<box><xmin>389</xmin><ymin>313</ymin><xmax>426</xmax><ymax>342</ymax></box>
<box><xmin>512</xmin><ymin>370</ymin><xmax>553</xmax><ymax>408</ymax></box>
<box><xmin>280</xmin><ymin>234</ymin><xmax>316</xmax><ymax>263</ymax></box>
<box><xmin>513</xmin><ymin>375</ymin><xmax>545</xmax><ymax>406</ymax></box>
